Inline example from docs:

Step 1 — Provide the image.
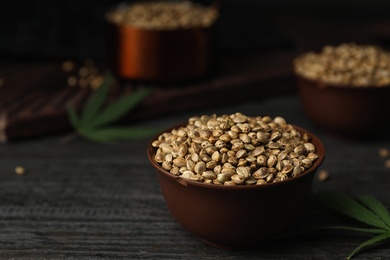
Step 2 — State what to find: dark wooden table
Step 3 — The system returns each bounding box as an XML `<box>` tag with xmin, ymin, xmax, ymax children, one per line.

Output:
<box><xmin>1</xmin><ymin>93</ymin><xmax>390</xmax><ymax>259</ymax></box>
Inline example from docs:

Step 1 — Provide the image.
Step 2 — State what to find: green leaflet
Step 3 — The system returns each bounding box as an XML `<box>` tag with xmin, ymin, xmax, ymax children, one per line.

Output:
<box><xmin>316</xmin><ymin>191</ymin><xmax>390</xmax><ymax>230</ymax></box>
<box><xmin>277</xmin><ymin>226</ymin><xmax>387</xmax><ymax>240</ymax></box>
<box><xmin>347</xmin><ymin>232</ymin><xmax>390</xmax><ymax>260</ymax></box>
<box><xmin>357</xmin><ymin>195</ymin><xmax>390</xmax><ymax>230</ymax></box>
<box><xmin>87</xmin><ymin>87</ymin><xmax>152</xmax><ymax>128</ymax></box>
<box><xmin>316</xmin><ymin>226</ymin><xmax>387</xmax><ymax>234</ymax></box>
<box><xmin>315</xmin><ymin>191</ymin><xmax>390</xmax><ymax>259</ymax></box>
<box><xmin>79</xmin><ymin>127</ymin><xmax>159</xmax><ymax>143</ymax></box>
<box><xmin>81</xmin><ymin>74</ymin><xmax>112</xmax><ymax>125</ymax></box>
<box><xmin>67</xmin><ymin>106</ymin><xmax>79</xmax><ymax>128</ymax></box>
<box><xmin>65</xmin><ymin>73</ymin><xmax>156</xmax><ymax>143</ymax></box>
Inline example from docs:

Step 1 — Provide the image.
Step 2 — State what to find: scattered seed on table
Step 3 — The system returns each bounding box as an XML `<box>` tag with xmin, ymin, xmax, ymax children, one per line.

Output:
<box><xmin>385</xmin><ymin>159</ymin><xmax>390</xmax><ymax>169</ymax></box>
<box><xmin>62</xmin><ymin>60</ymin><xmax>75</xmax><ymax>72</ymax></box>
<box><xmin>379</xmin><ymin>148</ymin><xmax>390</xmax><ymax>158</ymax></box>
<box><xmin>15</xmin><ymin>166</ymin><xmax>25</xmax><ymax>176</ymax></box>
<box><xmin>67</xmin><ymin>76</ymin><xmax>78</xmax><ymax>87</ymax></box>
<box><xmin>64</xmin><ymin>59</ymin><xmax>105</xmax><ymax>90</ymax></box>
<box><xmin>317</xmin><ymin>169</ymin><xmax>330</xmax><ymax>181</ymax></box>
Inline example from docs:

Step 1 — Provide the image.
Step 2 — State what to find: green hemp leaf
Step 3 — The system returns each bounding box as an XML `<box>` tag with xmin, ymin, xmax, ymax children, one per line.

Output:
<box><xmin>64</xmin><ymin>74</ymin><xmax>157</xmax><ymax>143</ymax></box>
<box><xmin>316</xmin><ymin>191</ymin><xmax>390</xmax><ymax>259</ymax></box>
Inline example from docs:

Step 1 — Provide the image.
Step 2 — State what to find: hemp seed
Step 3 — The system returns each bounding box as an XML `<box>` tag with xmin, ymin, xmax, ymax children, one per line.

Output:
<box><xmin>317</xmin><ymin>169</ymin><xmax>330</xmax><ymax>181</ymax></box>
<box><xmin>15</xmin><ymin>166</ymin><xmax>25</xmax><ymax>176</ymax></box>
<box><xmin>379</xmin><ymin>148</ymin><xmax>390</xmax><ymax>158</ymax></box>
<box><xmin>152</xmin><ymin>113</ymin><xmax>319</xmax><ymax>185</ymax></box>
<box><xmin>294</xmin><ymin>43</ymin><xmax>390</xmax><ymax>87</ymax></box>
<box><xmin>106</xmin><ymin>1</ymin><xmax>218</xmax><ymax>30</ymax></box>
<box><xmin>385</xmin><ymin>159</ymin><xmax>390</xmax><ymax>169</ymax></box>
<box><xmin>62</xmin><ymin>60</ymin><xmax>75</xmax><ymax>72</ymax></box>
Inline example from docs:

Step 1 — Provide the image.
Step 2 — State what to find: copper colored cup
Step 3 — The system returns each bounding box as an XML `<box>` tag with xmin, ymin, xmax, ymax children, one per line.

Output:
<box><xmin>296</xmin><ymin>75</ymin><xmax>390</xmax><ymax>137</ymax></box>
<box><xmin>106</xmin><ymin>5</ymin><xmax>216</xmax><ymax>83</ymax></box>
<box><xmin>147</xmin><ymin>124</ymin><xmax>325</xmax><ymax>248</ymax></box>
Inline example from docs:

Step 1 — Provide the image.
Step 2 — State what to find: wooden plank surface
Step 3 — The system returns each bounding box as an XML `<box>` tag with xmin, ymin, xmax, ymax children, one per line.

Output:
<box><xmin>0</xmin><ymin>50</ymin><xmax>295</xmax><ymax>142</ymax></box>
<box><xmin>0</xmin><ymin>94</ymin><xmax>389</xmax><ymax>259</ymax></box>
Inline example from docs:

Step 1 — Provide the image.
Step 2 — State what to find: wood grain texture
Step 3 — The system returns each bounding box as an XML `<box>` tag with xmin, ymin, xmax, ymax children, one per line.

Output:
<box><xmin>0</xmin><ymin>51</ymin><xmax>294</xmax><ymax>142</ymax></box>
<box><xmin>0</xmin><ymin>95</ymin><xmax>390</xmax><ymax>259</ymax></box>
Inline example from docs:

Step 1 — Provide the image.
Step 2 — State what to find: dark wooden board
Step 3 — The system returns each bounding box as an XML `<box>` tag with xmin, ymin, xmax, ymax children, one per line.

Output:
<box><xmin>0</xmin><ymin>51</ymin><xmax>296</xmax><ymax>142</ymax></box>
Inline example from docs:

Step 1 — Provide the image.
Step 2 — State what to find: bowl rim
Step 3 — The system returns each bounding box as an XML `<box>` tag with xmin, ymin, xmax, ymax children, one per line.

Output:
<box><xmin>147</xmin><ymin>122</ymin><xmax>325</xmax><ymax>190</ymax></box>
<box><xmin>294</xmin><ymin>73</ymin><xmax>390</xmax><ymax>90</ymax></box>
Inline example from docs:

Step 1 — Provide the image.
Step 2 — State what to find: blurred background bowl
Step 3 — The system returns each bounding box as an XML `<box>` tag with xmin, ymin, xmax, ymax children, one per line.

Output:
<box><xmin>106</xmin><ymin>2</ymin><xmax>218</xmax><ymax>83</ymax></box>
<box><xmin>147</xmin><ymin>124</ymin><xmax>325</xmax><ymax>248</ymax></box>
<box><xmin>296</xmin><ymin>74</ymin><xmax>390</xmax><ymax>138</ymax></box>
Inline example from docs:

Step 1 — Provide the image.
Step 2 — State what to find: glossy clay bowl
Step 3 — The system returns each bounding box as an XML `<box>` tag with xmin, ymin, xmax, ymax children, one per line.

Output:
<box><xmin>106</xmin><ymin>2</ymin><xmax>217</xmax><ymax>83</ymax></box>
<box><xmin>147</xmin><ymin>124</ymin><xmax>325</xmax><ymax>248</ymax></box>
<box><xmin>296</xmin><ymin>75</ymin><xmax>390</xmax><ymax>137</ymax></box>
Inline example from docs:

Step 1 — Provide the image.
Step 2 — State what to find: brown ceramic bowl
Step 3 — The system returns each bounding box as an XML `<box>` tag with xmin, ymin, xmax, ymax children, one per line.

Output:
<box><xmin>106</xmin><ymin>3</ymin><xmax>217</xmax><ymax>83</ymax></box>
<box><xmin>147</xmin><ymin>123</ymin><xmax>325</xmax><ymax>248</ymax></box>
<box><xmin>296</xmin><ymin>75</ymin><xmax>390</xmax><ymax>137</ymax></box>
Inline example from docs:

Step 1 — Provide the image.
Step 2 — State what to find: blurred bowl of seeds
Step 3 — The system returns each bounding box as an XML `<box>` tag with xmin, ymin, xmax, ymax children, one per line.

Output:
<box><xmin>293</xmin><ymin>43</ymin><xmax>390</xmax><ymax>137</ymax></box>
<box><xmin>147</xmin><ymin>113</ymin><xmax>325</xmax><ymax>248</ymax></box>
<box><xmin>105</xmin><ymin>1</ymin><xmax>218</xmax><ymax>82</ymax></box>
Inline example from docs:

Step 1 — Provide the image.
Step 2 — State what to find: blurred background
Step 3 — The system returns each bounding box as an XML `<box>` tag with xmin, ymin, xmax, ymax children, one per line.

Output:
<box><xmin>1</xmin><ymin>0</ymin><xmax>390</xmax><ymax>61</ymax></box>
<box><xmin>1</xmin><ymin>0</ymin><xmax>390</xmax><ymax>141</ymax></box>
